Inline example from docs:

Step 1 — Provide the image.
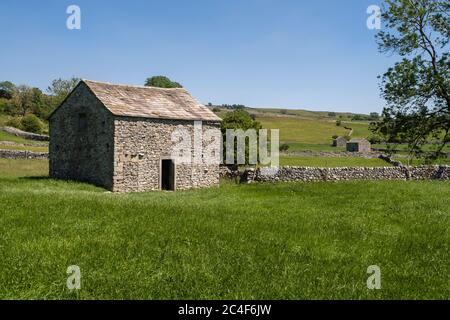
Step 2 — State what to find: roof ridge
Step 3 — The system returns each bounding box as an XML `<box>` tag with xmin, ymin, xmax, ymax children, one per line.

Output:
<box><xmin>82</xmin><ymin>79</ymin><xmax>187</xmax><ymax>91</ymax></box>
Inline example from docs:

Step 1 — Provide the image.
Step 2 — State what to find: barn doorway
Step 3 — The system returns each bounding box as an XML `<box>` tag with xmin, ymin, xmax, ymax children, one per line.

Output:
<box><xmin>161</xmin><ymin>159</ymin><xmax>175</xmax><ymax>191</ymax></box>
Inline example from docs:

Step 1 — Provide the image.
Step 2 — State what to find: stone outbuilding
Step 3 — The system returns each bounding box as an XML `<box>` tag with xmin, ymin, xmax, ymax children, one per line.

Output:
<box><xmin>346</xmin><ymin>138</ymin><xmax>371</xmax><ymax>153</ymax></box>
<box><xmin>49</xmin><ymin>80</ymin><xmax>222</xmax><ymax>192</ymax></box>
<box><xmin>332</xmin><ymin>136</ymin><xmax>347</xmax><ymax>147</ymax></box>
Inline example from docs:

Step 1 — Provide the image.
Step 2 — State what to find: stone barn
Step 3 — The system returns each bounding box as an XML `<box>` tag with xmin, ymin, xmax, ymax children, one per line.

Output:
<box><xmin>49</xmin><ymin>80</ymin><xmax>222</xmax><ymax>192</ymax></box>
<box><xmin>332</xmin><ymin>136</ymin><xmax>347</xmax><ymax>147</ymax></box>
<box><xmin>346</xmin><ymin>138</ymin><xmax>371</xmax><ymax>153</ymax></box>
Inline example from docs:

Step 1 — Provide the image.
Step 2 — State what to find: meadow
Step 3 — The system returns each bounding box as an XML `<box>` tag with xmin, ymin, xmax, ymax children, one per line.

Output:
<box><xmin>0</xmin><ymin>159</ymin><xmax>449</xmax><ymax>299</ymax></box>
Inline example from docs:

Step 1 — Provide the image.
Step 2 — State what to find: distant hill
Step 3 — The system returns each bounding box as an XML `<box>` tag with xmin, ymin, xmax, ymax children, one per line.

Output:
<box><xmin>209</xmin><ymin>105</ymin><xmax>373</xmax><ymax>152</ymax></box>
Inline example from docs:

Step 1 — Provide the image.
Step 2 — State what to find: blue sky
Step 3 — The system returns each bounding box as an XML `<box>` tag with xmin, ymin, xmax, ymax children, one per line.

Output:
<box><xmin>0</xmin><ymin>0</ymin><xmax>394</xmax><ymax>114</ymax></box>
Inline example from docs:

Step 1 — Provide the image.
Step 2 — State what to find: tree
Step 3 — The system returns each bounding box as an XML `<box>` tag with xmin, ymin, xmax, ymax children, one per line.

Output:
<box><xmin>47</xmin><ymin>77</ymin><xmax>80</xmax><ymax>97</ymax></box>
<box><xmin>144</xmin><ymin>76</ymin><xmax>182</xmax><ymax>88</ymax></box>
<box><xmin>369</xmin><ymin>112</ymin><xmax>380</xmax><ymax>120</ymax></box>
<box><xmin>0</xmin><ymin>81</ymin><xmax>16</xmax><ymax>99</ymax></box>
<box><xmin>48</xmin><ymin>77</ymin><xmax>81</xmax><ymax>112</ymax></box>
<box><xmin>371</xmin><ymin>0</ymin><xmax>450</xmax><ymax>160</ymax></box>
<box><xmin>10</xmin><ymin>85</ymin><xmax>35</xmax><ymax>116</ymax></box>
<box><xmin>221</xmin><ymin>109</ymin><xmax>262</xmax><ymax>166</ymax></box>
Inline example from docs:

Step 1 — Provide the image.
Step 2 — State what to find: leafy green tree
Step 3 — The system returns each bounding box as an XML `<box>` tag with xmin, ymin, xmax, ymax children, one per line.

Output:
<box><xmin>369</xmin><ymin>112</ymin><xmax>380</xmax><ymax>120</ymax></box>
<box><xmin>0</xmin><ymin>81</ymin><xmax>16</xmax><ymax>99</ymax></box>
<box><xmin>221</xmin><ymin>109</ymin><xmax>262</xmax><ymax>166</ymax></box>
<box><xmin>10</xmin><ymin>85</ymin><xmax>35</xmax><ymax>116</ymax></box>
<box><xmin>144</xmin><ymin>76</ymin><xmax>182</xmax><ymax>88</ymax></box>
<box><xmin>47</xmin><ymin>77</ymin><xmax>80</xmax><ymax>97</ymax></box>
<box><xmin>371</xmin><ymin>0</ymin><xmax>450</xmax><ymax>159</ymax></box>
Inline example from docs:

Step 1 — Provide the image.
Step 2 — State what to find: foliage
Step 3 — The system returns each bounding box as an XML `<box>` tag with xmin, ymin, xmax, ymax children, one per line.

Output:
<box><xmin>0</xmin><ymin>98</ymin><xmax>10</xmax><ymax>113</ymax></box>
<box><xmin>20</xmin><ymin>114</ymin><xmax>43</xmax><ymax>134</ymax></box>
<box><xmin>47</xmin><ymin>77</ymin><xmax>80</xmax><ymax>108</ymax></box>
<box><xmin>0</xmin><ymin>81</ymin><xmax>15</xmax><ymax>99</ymax></box>
<box><xmin>47</xmin><ymin>77</ymin><xmax>80</xmax><ymax>97</ymax></box>
<box><xmin>279</xmin><ymin>143</ymin><xmax>290</xmax><ymax>152</ymax></box>
<box><xmin>221</xmin><ymin>104</ymin><xmax>246</xmax><ymax>110</ymax></box>
<box><xmin>5</xmin><ymin>116</ymin><xmax>23</xmax><ymax>130</ymax></box>
<box><xmin>221</xmin><ymin>109</ymin><xmax>262</xmax><ymax>165</ymax></box>
<box><xmin>372</xmin><ymin>0</ymin><xmax>450</xmax><ymax>160</ymax></box>
<box><xmin>336</xmin><ymin>120</ymin><xmax>342</xmax><ymax>126</ymax></box>
<box><xmin>144</xmin><ymin>76</ymin><xmax>182</xmax><ymax>88</ymax></box>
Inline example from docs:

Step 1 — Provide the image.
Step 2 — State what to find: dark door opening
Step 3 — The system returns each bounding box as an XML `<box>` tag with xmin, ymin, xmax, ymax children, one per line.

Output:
<box><xmin>161</xmin><ymin>159</ymin><xmax>175</xmax><ymax>191</ymax></box>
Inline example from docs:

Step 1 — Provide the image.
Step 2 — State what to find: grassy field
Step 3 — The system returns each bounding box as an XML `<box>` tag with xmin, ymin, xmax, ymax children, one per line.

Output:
<box><xmin>0</xmin><ymin>159</ymin><xmax>449</xmax><ymax>299</ymax></box>
<box><xmin>255</xmin><ymin>116</ymin><xmax>370</xmax><ymax>151</ymax></box>
<box><xmin>257</xmin><ymin>116</ymin><xmax>349</xmax><ymax>144</ymax></box>
<box><xmin>282</xmin><ymin>143</ymin><xmax>345</xmax><ymax>152</ymax></box>
<box><xmin>279</xmin><ymin>156</ymin><xmax>390</xmax><ymax>167</ymax></box>
<box><xmin>0</xmin><ymin>159</ymin><xmax>49</xmax><ymax>178</ymax></box>
<box><xmin>0</xmin><ymin>130</ymin><xmax>49</xmax><ymax>145</ymax></box>
<box><xmin>0</xmin><ymin>144</ymin><xmax>49</xmax><ymax>153</ymax></box>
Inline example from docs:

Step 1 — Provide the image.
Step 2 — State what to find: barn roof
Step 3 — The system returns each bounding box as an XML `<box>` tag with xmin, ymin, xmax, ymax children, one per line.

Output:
<box><xmin>349</xmin><ymin>138</ymin><xmax>369</xmax><ymax>143</ymax></box>
<box><xmin>82</xmin><ymin>80</ymin><xmax>221</xmax><ymax>122</ymax></box>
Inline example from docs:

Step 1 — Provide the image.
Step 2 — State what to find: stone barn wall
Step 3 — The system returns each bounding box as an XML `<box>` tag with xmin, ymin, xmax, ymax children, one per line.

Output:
<box><xmin>332</xmin><ymin>137</ymin><xmax>347</xmax><ymax>147</ymax></box>
<box><xmin>49</xmin><ymin>83</ymin><xmax>115</xmax><ymax>189</ymax></box>
<box><xmin>112</xmin><ymin>117</ymin><xmax>220</xmax><ymax>192</ymax></box>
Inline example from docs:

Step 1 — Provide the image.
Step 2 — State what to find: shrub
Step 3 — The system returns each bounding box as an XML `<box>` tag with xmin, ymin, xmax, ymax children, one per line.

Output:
<box><xmin>212</xmin><ymin>107</ymin><xmax>221</xmax><ymax>112</ymax></box>
<box><xmin>20</xmin><ymin>114</ymin><xmax>43</xmax><ymax>134</ymax></box>
<box><xmin>5</xmin><ymin>116</ymin><xmax>23</xmax><ymax>130</ymax></box>
<box><xmin>279</xmin><ymin>143</ymin><xmax>290</xmax><ymax>152</ymax></box>
<box><xmin>336</xmin><ymin>120</ymin><xmax>341</xmax><ymax>126</ymax></box>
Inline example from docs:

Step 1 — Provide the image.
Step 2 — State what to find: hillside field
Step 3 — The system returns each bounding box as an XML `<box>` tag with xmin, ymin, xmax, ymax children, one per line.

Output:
<box><xmin>0</xmin><ymin>159</ymin><xmax>449</xmax><ymax>299</ymax></box>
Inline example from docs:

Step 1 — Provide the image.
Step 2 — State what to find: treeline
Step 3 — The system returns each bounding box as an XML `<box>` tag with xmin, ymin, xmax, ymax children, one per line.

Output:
<box><xmin>0</xmin><ymin>77</ymin><xmax>80</xmax><ymax>133</ymax></box>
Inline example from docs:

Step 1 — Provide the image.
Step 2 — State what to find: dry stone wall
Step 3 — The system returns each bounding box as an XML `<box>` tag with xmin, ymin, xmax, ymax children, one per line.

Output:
<box><xmin>245</xmin><ymin>165</ymin><xmax>450</xmax><ymax>183</ymax></box>
<box><xmin>0</xmin><ymin>149</ymin><xmax>48</xmax><ymax>160</ymax></box>
<box><xmin>1</xmin><ymin>126</ymin><xmax>49</xmax><ymax>141</ymax></box>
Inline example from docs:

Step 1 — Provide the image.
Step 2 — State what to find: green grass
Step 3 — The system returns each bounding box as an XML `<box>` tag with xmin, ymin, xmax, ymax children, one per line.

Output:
<box><xmin>279</xmin><ymin>156</ymin><xmax>390</xmax><ymax>167</ymax></box>
<box><xmin>0</xmin><ymin>144</ymin><xmax>49</xmax><ymax>153</ymax></box>
<box><xmin>257</xmin><ymin>116</ymin><xmax>350</xmax><ymax>144</ymax></box>
<box><xmin>282</xmin><ymin>142</ymin><xmax>345</xmax><ymax>152</ymax></box>
<box><xmin>341</xmin><ymin>121</ymin><xmax>371</xmax><ymax>138</ymax></box>
<box><xmin>0</xmin><ymin>130</ymin><xmax>49</xmax><ymax>145</ymax></box>
<box><xmin>0</xmin><ymin>159</ymin><xmax>49</xmax><ymax>178</ymax></box>
<box><xmin>1</xmin><ymin>159</ymin><xmax>449</xmax><ymax>299</ymax></box>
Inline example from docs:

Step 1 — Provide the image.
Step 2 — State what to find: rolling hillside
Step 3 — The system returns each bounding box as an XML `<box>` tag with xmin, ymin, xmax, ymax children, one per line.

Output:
<box><xmin>212</xmin><ymin>106</ymin><xmax>372</xmax><ymax>152</ymax></box>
